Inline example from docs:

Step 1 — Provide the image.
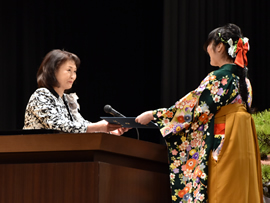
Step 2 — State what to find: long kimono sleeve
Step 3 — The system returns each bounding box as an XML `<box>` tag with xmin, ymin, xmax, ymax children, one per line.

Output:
<box><xmin>153</xmin><ymin>67</ymin><xmax>241</xmax><ymax>202</ymax></box>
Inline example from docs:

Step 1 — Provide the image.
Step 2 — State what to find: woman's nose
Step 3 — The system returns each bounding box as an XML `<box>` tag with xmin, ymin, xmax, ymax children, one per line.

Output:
<box><xmin>71</xmin><ymin>72</ymin><xmax>76</xmax><ymax>78</ymax></box>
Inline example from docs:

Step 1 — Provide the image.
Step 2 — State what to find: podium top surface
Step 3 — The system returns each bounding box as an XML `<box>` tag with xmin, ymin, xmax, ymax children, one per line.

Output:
<box><xmin>0</xmin><ymin>133</ymin><xmax>169</xmax><ymax>172</ymax></box>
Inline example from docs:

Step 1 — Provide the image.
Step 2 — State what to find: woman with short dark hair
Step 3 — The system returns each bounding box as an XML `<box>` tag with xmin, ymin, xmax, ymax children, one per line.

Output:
<box><xmin>24</xmin><ymin>49</ymin><xmax>128</xmax><ymax>135</ymax></box>
<box><xmin>36</xmin><ymin>49</ymin><xmax>81</xmax><ymax>90</ymax></box>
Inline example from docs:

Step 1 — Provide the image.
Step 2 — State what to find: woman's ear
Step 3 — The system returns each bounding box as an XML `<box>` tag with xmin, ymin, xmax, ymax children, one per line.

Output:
<box><xmin>216</xmin><ymin>43</ymin><xmax>225</xmax><ymax>52</ymax></box>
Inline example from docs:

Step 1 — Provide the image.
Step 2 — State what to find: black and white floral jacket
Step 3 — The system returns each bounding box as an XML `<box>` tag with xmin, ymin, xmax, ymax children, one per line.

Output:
<box><xmin>23</xmin><ymin>88</ymin><xmax>91</xmax><ymax>133</ymax></box>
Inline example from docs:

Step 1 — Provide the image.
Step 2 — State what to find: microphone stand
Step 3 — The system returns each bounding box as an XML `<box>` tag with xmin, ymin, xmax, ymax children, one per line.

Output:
<box><xmin>115</xmin><ymin>115</ymin><xmax>140</xmax><ymax>140</ymax></box>
<box><xmin>135</xmin><ymin>127</ymin><xmax>140</xmax><ymax>140</ymax></box>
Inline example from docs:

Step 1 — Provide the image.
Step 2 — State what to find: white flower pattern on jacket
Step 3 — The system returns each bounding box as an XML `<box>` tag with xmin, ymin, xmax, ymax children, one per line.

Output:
<box><xmin>23</xmin><ymin>88</ymin><xmax>90</xmax><ymax>133</ymax></box>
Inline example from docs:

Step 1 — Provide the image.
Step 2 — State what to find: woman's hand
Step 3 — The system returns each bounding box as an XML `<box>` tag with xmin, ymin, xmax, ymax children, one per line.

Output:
<box><xmin>87</xmin><ymin>120</ymin><xmax>130</xmax><ymax>135</ymax></box>
<box><xmin>87</xmin><ymin>120</ymin><xmax>122</xmax><ymax>133</ymax></box>
<box><xmin>135</xmin><ymin>110</ymin><xmax>154</xmax><ymax>125</ymax></box>
<box><xmin>110</xmin><ymin>127</ymin><xmax>130</xmax><ymax>136</ymax></box>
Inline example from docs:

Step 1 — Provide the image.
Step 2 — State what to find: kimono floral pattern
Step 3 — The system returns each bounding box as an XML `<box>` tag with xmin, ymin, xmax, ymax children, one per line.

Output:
<box><xmin>23</xmin><ymin>88</ymin><xmax>91</xmax><ymax>133</ymax></box>
<box><xmin>153</xmin><ymin>64</ymin><xmax>252</xmax><ymax>203</ymax></box>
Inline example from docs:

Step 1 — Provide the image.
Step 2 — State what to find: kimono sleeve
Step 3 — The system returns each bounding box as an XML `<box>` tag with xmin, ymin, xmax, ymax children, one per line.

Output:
<box><xmin>153</xmin><ymin>73</ymin><xmax>209</xmax><ymax>137</ymax></box>
<box><xmin>153</xmin><ymin>71</ymin><xmax>238</xmax><ymax>137</ymax></box>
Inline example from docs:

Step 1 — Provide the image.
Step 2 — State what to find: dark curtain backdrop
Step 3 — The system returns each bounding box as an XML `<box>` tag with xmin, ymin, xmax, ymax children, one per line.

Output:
<box><xmin>162</xmin><ymin>0</ymin><xmax>270</xmax><ymax>111</ymax></box>
<box><xmin>0</xmin><ymin>0</ymin><xmax>269</xmax><ymax>143</ymax></box>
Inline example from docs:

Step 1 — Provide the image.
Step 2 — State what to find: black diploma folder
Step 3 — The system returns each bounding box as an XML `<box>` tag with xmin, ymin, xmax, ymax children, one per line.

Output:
<box><xmin>100</xmin><ymin>117</ymin><xmax>158</xmax><ymax>129</ymax></box>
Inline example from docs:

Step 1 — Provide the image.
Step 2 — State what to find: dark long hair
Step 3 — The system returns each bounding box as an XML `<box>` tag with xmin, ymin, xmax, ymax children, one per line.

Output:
<box><xmin>37</xmin><ymin>49</ymin><xmax>80</xmax><ymax>90</ymax></box>
<box><xmin>204</xmin><ymin>23</ymin><xmax>254</xmax><ymax>113</ymax></box>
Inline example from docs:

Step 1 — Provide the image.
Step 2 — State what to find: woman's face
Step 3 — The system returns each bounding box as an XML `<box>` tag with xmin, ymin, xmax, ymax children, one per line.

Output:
<box><xmin>55</xmin><ymin>60</ymin><xmax>77</xmax><ymax>91</ymax></box>
<box><xmin>207</xmin><ymin>42</ymin><xmax>219</xmax><ymax>67</ymax></box>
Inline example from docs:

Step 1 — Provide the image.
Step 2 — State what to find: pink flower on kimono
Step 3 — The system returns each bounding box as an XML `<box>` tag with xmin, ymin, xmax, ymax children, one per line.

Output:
<box><xmin>196</xmin><ymin>106</ymin><xmax>202</xmax><ymax>113</ymax></box>
<box><xmin>238</xmin><ymin>98</ymin><xmax>242</xmax><ymax>103</ymax></box>
<box><xmin>191</xmin><ymin>131</ymin><xmax>198</xmax><ymax>139</ymax></box>
<box><xmin>196</xmin><ymin>132</ymin><xmax>203</xmax><ymax>140</ymax></box>
<box><xmin>200</xmin><ymin>148</ymin><xmax>206</xmax><ymax>157</ymax></box>
<box><xmin>176</xmin><ymin>100</ymin><xmax>186</xmax><ymax>109</ymax></box>
<box><xmin>191</xmin><ymin>122</ymin><xmax>199</xmax><ymax>131</ymax></box>
<box><xmin>157</xmin><ymin>111</ymin><xmax>162</xmax><ymax>117</ymax></box>
<box><xmin>173</xmin><ymin>160</ymin><xmax>181</xmax><ymax>167</ymax></box>
<box><xmin>183</xmin><ymin>140</ymin><xmax>189</xmax><ymax>148</ymax></box>
<box><xmin>181</xmin><ymin>164</ymin><xmax>186</xmax><ymax>171</ymax></box>
<box><xmin>186</xmin><ymin>182</ymin><xmax>192</xmax><ymax>190</ymax></box>
<box><xmin>180</xmin><ymin>151</ymin><xmax>186</xmax><ymax>157</ymax></box>
<box><xmin>221</xmin><ymin>78</ymin><xmax>228</xmax><ymax>86</ymax></box>
<box><xmin>179</xmin><ymin>144</ymin><xmax>186</xmax><ymax>151</ymax></box>
<box><xmin>199</xmin><ymin>194</ymin><xmax>205</xmax><ymax>201</ymax></box>
<box><xmin>191</xmin><ymin>139</ymin><xmax>199</xmax><ymax>148</ymax></box>
<box><xmin>171</xmin><ymin>149</ymin><xmax>178</xmax><ymax>155</ymax></box>
<box><xmin>184</xmin><ymin>169</ymin><xmax>192</xmax><ymax>177</ymax></box>
<box><xmin>170</xmin><ymin>173</ymin><xmax>175</xmax><ymax>179</ymax></box>
<box><xmin>204</xmin><ymin>124</ymin><xmax>209</xmax><ymax>131</ymax></box>
<box><xmin>162</xmin><ymin>118</ymin><xmax>170</xmax><ymax>125</ymax></box>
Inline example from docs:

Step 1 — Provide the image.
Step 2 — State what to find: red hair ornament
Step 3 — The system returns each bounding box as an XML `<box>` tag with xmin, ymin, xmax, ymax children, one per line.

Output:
<box><xmin>234</xmin><ymin>38</ymin><xmax>249</xmax><ymax>68</ymax></box>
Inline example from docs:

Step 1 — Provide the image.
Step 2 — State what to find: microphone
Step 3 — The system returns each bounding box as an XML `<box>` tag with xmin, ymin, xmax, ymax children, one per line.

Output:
<box><xmin>104</xmin><ymin>105</ymin><xmax>126</xmax><ymax>117</ymax></box>
<box><xmin>103</xmin><ymin>104</ymin><xmax>140</xmax><ymax>140</ymax></box>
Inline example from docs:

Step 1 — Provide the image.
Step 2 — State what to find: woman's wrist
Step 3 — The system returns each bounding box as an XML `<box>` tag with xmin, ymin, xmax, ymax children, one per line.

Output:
<box><xmin>86</xmin><ymin>121</ymin><xmax>105</xmax><ymax>133</ymax></box>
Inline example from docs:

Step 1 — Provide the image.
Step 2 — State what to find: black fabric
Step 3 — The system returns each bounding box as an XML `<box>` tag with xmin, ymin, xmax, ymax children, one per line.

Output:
<box><xmin>162</xmin><ymin>0</ymin><xmax>270</xmax><ymax>112</ymax></box>
<box><xmin>0</xmin><ymin>0</ymin><xmax>269</xmax><ymax>144</ymax></box>
<box><xmin>0</xmin><ymin>129</ymin><xmax>61</xmax><ymax>136</ymax></box>
<box><xmin>63</xmin><ymin>95</ymin><xmax>74</xmax><ymax>122</ymax></box>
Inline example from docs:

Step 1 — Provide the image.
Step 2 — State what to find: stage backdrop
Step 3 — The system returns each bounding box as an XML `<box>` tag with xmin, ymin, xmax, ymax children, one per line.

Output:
<box><xmin>0</xmin><ymin>0</ymin><xmax>269</xmax><ymax>143</ymax></box>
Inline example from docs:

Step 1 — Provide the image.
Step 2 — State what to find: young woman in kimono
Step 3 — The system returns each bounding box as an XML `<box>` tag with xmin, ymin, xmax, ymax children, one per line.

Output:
<box><xmin>136</xmin><ymin>23</ymin><xmax>263</xmax><ymax>203</ymax></box>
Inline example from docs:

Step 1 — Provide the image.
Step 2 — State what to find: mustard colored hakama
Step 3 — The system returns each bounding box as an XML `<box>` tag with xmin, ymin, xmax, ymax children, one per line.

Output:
<box><xmin>208</xmin><ymin>103</ymin><xmax>263</xmax><ymax>203</ymax></box>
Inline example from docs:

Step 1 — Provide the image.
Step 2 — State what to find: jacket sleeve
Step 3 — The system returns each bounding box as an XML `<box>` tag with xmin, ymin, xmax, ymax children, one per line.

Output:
<box><xmin>24</xmin><ymin>89</ymin><xmax>88</xmax><ymax>133</ymax></box>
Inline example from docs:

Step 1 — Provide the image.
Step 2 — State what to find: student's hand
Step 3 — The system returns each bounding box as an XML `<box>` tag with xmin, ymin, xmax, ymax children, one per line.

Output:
<box><xmin>135</xmin><ymin>111</ymin><xmax>154</xmax><ymax>125</ymax></box>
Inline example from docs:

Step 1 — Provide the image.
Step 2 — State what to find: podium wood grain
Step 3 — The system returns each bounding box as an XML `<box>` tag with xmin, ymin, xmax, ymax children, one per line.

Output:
<box><xmin>0</xmin><ymin>133</ymin><xmax>171</xmax><ymax>203</ymax></box>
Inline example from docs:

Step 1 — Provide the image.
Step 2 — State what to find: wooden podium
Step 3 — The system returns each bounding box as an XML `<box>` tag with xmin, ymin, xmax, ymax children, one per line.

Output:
<box><xmin>0</xmin><ymin>133</ymin><xmax>171</xmax><ymax>203</ymax></box>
